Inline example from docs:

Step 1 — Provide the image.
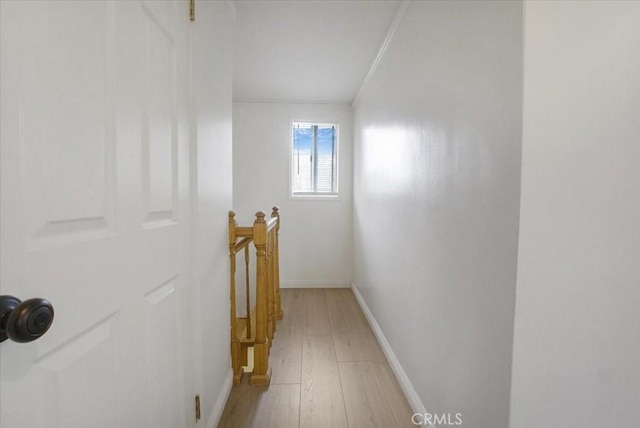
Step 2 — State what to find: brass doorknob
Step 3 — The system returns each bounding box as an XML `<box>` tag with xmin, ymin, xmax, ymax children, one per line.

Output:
<box><xmin>0</xmin><ymin>295</ymin><xmax>54</xmax><ymax>343</ymax></box>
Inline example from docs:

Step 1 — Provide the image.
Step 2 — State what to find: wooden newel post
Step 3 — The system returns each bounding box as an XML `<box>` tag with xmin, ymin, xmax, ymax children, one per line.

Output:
<box><xmin>229</xmin><ymin>211</ymin><xmax>243</xmax><ymax>385</ymax></box>
<box><xmin>251</xmin><ymin>211</ymin><xmax>271</xmax><ymax>385</ymax></box>
<box><xmin>271</xmin><ymin>206</ymin><xmax>283</xmax><ymax>320</ymax></box>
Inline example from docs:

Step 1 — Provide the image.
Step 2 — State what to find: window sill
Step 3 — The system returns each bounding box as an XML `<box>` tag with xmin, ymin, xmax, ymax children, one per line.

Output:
<box><xmin>289</xmin><ymin>193</ymin><xmax>341</xmax><ymax>201</ymax></box>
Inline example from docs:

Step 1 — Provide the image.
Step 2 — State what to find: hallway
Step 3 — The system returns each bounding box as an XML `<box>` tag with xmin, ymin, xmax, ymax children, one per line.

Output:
<box><xmin>219</xmin><ymin>288</ymin><xmax>413</xmax><ymax>427</ymax></box>
<box><xmin>1</xmin><ymin>1</ymin><xmax>638</xmax><ymax>427</ymax></box>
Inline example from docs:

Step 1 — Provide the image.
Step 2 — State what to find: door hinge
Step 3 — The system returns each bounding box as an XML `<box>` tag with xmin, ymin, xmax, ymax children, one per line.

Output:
<box><xmin>190</xmin><ymin>0</ymin><xmax>195</xmax><ymax>22</ymax></box>
<box><xmin>195</xmin><ymin>394</ymin><xmax>201</xmax><ymax>422</ymax></box>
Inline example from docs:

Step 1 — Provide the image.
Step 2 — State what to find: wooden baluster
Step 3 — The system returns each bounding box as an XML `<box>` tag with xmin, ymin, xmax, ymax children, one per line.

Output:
<box><xmin>273</xmin><ymin>230</ymin><xmax>278</xmax><ymax>336</ymax></box>
<box><xmin>244</xmin><ymin>244</ymin><xmax>251</xmax><ymax>338</ymax></box>
<box><xmin>266</xmin><ymin>230</ymin><xmax>274</xmax><ymax>344</ymax></box>
<box><xmin>229</xmin><ymin>211</ymin><xmax>243</xmax><ymax>385</ymax></box>
<box><xmin>250</xmin><ymin>211</ymin><xmax>271</xmax><ymax>385</ymax></box>
<box><xmin>272</xmin><ymin>230</ymin><xmax>277</xmax><ymax>329</ymax></box>
<box><xmin>271</xmin><ymin>207</ymin><xmax>283</xmax><ymax>320</ymax></box>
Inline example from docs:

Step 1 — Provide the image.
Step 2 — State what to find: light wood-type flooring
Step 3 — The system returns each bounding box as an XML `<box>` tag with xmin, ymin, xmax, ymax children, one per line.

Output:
<box><xmin>218</xmin><ymin>288</ymin><xmax>415</xmax><ymax>428</ymax></box>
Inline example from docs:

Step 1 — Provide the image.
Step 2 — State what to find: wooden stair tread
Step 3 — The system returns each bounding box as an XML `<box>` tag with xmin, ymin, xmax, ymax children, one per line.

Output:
<box><xmin>236</xmin><ymin>311</ymin><xmax>257</xmax><ymax>344</ymax></box>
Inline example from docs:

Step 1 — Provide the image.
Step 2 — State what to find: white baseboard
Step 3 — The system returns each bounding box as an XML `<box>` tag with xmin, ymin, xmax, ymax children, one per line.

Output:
<box><xmin>206</xmin><ymin>370</ymin><xmax>233</xmax><ymax>428</ymax></box>
<box><xmin>350</xmin><ymin>282</ymin><xmax>429</xmax><ymax>424</ymax></box>
<box><xmin>280</xmin><ymin>280</ymin><xmax>350</xmax><ymax>289</ymax></box>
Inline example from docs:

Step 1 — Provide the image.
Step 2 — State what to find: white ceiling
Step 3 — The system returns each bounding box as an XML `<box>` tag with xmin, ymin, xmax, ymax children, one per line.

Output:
<box><xmin>232</xmin><ymin>0</ymin><xmax>401</xmax><ymax>104</ymax></box>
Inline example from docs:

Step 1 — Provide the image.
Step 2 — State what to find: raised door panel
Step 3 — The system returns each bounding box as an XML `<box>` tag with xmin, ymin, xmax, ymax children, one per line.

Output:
<box><xmin>0</xmin><ymin>313</ymin><xmax>121</xmax><ymax>428</ymax></box>
<box><xmin>144</xmin><ymin>276</ymin><xmax>183</xmax><ymax>428</ymax></box>
<box><xmin>18</xmin><ymin>1</ymin><xmax>116</xmax><ymax>249</ymax></box>
<box><xmin>33</xmin><ymin>316</ymin><xmax>118</xmax><ymax>428</ymax></box>
<box><xmin>142</xmin><ymin>4</ymin><xmax>177</xmax><ymax>227</ymax></box>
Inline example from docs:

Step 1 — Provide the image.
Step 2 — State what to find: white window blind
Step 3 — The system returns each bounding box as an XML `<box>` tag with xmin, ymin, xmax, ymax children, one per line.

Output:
<box><xmin>292</xmin><ymin>122</ymin><xmax>338</xmax><ymax>196</ymax></box>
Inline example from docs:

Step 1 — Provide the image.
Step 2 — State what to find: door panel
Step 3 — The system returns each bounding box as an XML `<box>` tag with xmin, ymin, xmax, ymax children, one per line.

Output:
<box><xmin>143</xmin><ymin>4</ymin><xmax>177</xmax><ymax>225</ymax></box>
<box><xmin>20</xmin><ymin>1</ymin><xmax>115</xmax><ymax>250</ymax></box>
<box><xmin>35</xmin><ymin>320</ymin><xmax>118</xmax><ymax>428</ymax></box>
<box><xmin>0</xmin><ymin>1</ymin><xmax>194</xmax><ymax>427</ymax></box>
<box><xmin>145</xmin><ymin>277</ymin><xmax>182</xmax><ymax>428</ymax></box>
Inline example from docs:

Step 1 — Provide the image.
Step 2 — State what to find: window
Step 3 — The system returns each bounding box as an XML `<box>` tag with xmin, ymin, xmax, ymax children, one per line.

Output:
<box><xmin>291</xmin><ymin>122</ymin><xmax>338</xmax><ymax>196</ymax></box>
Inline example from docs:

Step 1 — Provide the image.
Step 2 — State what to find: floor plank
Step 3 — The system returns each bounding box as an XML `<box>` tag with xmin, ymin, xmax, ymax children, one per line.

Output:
<box><xmin>371</xmin><ymin>362</ymin><xmax>416</xmax><ymax>428</ymax></box>
<box><xmin>279</xmin><ymin>289</ymin><xmax>304</xmax><ymax>334</ymax></box>
<box><xmin>300</xmin><ymin>334</ymin><xmax>349</xmax><ymax>428</ymax></box>
<box><xmin>252</xmin><ymin>384</ymin><xmax>300</xmax><ymax>428</ymax></box>
<box><xmin>218</xmin><ymin>381</ymin><xmax>300</xmax><ymax>428</ymax></box>
<box><xmin>269</xmin><ymin>325</ymin><xmax>302</xmax><ymax>384</ymax></box>
<box><xmin>217</xmin><ymin>377</ymin><xmax>263</xmax><ymax>428</ymax></box>
<box><xmin>302</xmin><ymin>289</ymin><xmax>332</xmax><ymax>335</ymax></box>
<box><xmin>325</xmin><ymin>289</ymin><xmax>370</xmax><ymax>334</ymax></box>
<box><xmin>333</xmin><ymin>331</ymin><xmax>386</xmax><ymax>362</ymax></box>
<box><xmin>338</xmin><ymin>361</ymin><xmax>397</xmax><ymax>428</ymax></box>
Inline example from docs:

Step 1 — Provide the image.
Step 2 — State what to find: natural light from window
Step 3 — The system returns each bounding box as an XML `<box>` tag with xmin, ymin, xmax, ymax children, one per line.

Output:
<box><xmin>291</xmin><ymin>122</ymin><xmax>338</xmax><ymax>197</ymax></box>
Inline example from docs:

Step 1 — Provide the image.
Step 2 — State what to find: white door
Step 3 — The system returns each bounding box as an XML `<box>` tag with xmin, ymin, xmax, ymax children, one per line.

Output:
<box><xmin>0</xmin><ymin>1</ymin><xmax>197</xmax><ymax>427</ymax></box>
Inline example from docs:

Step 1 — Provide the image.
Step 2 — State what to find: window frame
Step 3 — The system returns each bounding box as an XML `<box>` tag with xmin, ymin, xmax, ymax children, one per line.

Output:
<box><xmin>289</xmin><ymin>119</ymin><xmax>340</xmax><ymax>200</ymax></box>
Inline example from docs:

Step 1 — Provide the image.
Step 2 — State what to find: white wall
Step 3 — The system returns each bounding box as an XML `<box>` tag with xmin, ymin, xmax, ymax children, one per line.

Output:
<box><xmin>510</xmin><ymin>2</ymin><xmax>640</xmax><ymax>427</ymax></box>
<box><xmin>191</xmin><ymin>2</ymin><xmax>234</xmax><ymax>426</ymax></box>
<box><xmin>352</xmin><ymin>2</ymin><xmax>523</xmax><ymax>427</ymax></box>
<box><xmin>233</xmin><ymin>102</ymin><xmax>353</xmax><ymax>287</ymax></box>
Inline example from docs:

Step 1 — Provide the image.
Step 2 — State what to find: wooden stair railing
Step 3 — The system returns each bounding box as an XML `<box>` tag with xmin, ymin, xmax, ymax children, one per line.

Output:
<box><xmin>229</xmin><ymin>207</ymin><xmax>283</xmax><ymax>386</ymax></box>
